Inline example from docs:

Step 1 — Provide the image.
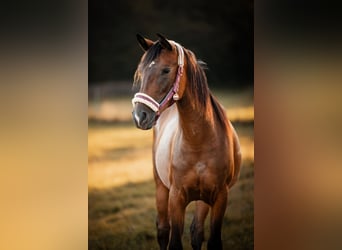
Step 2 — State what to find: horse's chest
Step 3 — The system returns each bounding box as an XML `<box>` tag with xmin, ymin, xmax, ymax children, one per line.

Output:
<box><xmin>154</xmin><ymin>113</ymin><xmax>178</xmax><ymax>189</ymax></box>
<box><xmin>154</xmin><ymin>109</ymin><xmax>228</xmax><ymax>190</ymax></box>
<box><xmin>172</xmin><ymin>158</ymin><xmax>227</xmax><ymax>203</ymax></box>
<box><xmin>195</xmin><ymin>161</ymin><xmax>206</xmax><ymax>175</ymax></box>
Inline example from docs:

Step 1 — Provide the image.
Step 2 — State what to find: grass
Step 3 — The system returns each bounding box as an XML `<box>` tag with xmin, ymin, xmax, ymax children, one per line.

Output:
<box><xmin>88</xmin><ymin>90</ymin><xmax>254</xmax><ymax>249</ymax></box>
<box><xmin>89</xmin><ymin>164</ymin><xmax>253</xmax><ymax>250</ymax></box>
<box><xmin>88</xmin><ymin>125</ymin><xmax>153</xmax><ymax>188</ymax></box>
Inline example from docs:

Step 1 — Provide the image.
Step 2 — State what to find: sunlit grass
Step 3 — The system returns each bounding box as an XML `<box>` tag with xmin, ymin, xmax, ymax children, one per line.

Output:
<box><xmin>88</xmin><ymin>125</ymin><xmax>153</xmax><ymax>188</ymax></box>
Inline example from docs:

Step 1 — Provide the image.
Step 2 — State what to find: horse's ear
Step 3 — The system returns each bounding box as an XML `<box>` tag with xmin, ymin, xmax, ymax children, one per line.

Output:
<box><xmin>136</xmin><ymin>34</ymin><xmax>153</xmax><ymax>51</ymax></box>
<box><xmin>156</xmin><ymin>33</ymin><xmax>172</xmax><ymax>51</ymax></box>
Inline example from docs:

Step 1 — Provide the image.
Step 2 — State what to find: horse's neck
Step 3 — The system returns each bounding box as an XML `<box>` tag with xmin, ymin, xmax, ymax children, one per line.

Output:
<box><xmin>176</xmin><ymin>91</ymin><xmax>215</xmax><ymax>146</ymax></box>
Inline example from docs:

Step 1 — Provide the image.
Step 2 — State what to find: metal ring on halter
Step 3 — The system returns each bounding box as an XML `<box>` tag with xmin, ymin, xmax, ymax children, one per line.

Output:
<box><xmin>132</xmin><ymin>41</ymin><xmax>184</xmax><ymax>115</ymax></box>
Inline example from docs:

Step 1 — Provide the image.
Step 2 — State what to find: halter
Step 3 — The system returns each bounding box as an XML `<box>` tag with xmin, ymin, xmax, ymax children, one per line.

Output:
<box><xmin>132</xmin><ymin>41</ymin><xmax>184</xmax><ymax>117</ymax></box>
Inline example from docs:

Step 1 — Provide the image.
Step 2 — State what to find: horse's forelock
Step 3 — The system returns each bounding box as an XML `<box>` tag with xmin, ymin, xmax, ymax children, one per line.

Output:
<box><xmin>133</xmin><ymin>42</ymin><xmax>163</xmax><ymax>87</ymax></box>
<box><xmin>141</xmin><ymin>42</ymin><xmax>163</xmax><ymax>68</ymax></box>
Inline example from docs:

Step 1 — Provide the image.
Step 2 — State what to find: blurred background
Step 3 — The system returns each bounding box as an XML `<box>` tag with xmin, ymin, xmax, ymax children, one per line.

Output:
<box><xmin>89</xmin><ymin>0</ymin><xmax>253</xmax><ymax>88</ymax></box>
<box><xmin>88</xmin><ymin>0</ymin><xmax>254</xmax><ymax>249</ymax></box>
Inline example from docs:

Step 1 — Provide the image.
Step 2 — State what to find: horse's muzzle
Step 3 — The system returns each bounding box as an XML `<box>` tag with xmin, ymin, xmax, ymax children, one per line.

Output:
<box><xmin>132</xmin><ymin>104</ymin><xmax>156</xmax><ymax>130</ymax></box>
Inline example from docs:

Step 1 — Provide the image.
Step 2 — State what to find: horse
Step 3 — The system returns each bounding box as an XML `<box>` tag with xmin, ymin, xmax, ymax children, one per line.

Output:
<box><xmin>131</xmin><ymin>33</ymin><xmax>241</xmax><ymax>250</ymax></box>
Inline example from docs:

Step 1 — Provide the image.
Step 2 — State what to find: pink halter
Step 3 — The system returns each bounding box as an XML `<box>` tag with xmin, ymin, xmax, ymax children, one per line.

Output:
<box><xmin>132</xmin><ymin>41</ymin><xmax>184</xmax><ymax>117</ymax></box>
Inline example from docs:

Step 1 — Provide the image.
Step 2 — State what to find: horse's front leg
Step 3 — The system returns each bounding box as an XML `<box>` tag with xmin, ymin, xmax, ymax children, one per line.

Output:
<box><xmin>155</xmin><ymin>180</ymin><xmax>170</xmax><ymax>250</ymax></box>
<box><xmin>190</xmin><ymin>200</ymin><xmax>210</xmax><ymax>250</ymax></box>
<box><xmin>168</xmin><ymin>186</ymin><xmax>187</xmax><ymax>250</ymax></box>
<box><xmin>207</xmin><ymin>187</ymin><xmax>228</xmax><ymax>250</ymax></box>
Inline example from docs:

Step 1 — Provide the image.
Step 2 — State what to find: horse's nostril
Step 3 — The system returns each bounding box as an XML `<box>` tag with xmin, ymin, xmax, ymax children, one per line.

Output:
<box><xmin>134</xmin><ymin>110</ymin><xmax>148</xmax><ymax>128</ymax></box>
<box><xmin>140</xmin><ymin>111</ymin><xmax>147</xmax><ymax>122</ymax></box>
<box><xmin>133</xmin><ymin>107</ymin><xmax>154</xmax><ymax>129</ymax></box>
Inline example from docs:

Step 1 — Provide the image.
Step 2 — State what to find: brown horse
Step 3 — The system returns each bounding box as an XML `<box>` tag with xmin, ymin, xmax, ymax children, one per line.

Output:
<box><xmin>132</xmin><ymin>34</ymin><xmax>241</xmax><ymax>250</ymax></box>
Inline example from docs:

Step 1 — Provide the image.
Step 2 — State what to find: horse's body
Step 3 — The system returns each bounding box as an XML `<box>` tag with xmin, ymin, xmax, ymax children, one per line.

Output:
<box><xmin>132</xmin><ymin>34</ymin><xmax>241</xmax><ymax>250</ymax></box>
<box><xmin>154</xmin><ymin>100</ymin><xmax>240</xmax><ymax>195</ymax></box>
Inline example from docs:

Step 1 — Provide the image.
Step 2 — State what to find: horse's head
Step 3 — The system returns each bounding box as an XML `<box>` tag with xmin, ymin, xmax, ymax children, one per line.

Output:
<box><xmin>132</xmin><ymin>34</ymin><xmax>186</xmax><ymax>130</ymax></box>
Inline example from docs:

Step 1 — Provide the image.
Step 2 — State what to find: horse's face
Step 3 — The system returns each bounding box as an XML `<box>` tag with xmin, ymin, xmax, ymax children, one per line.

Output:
<box><xmin>132</xmin><ymin>34</ymin><xmax>180</xmax><ymax>130</ymax></box>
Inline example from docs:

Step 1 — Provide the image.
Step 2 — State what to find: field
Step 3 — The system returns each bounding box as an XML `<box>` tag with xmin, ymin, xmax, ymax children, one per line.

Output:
<box><xmin>88</xmin><ymin>88</ymin><xmax>254</xmax><ymax>249</ymax></box>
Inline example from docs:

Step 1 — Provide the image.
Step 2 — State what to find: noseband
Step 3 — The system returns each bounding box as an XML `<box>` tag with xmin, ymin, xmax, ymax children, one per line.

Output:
<box><xmin>132</xmin><ymin>41</ymin><xmax>184</xmax><ymax>118</ymax></box>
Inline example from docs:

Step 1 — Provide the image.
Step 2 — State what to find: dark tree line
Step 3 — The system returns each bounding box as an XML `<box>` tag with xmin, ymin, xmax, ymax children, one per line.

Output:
<box><xmin>89</xmin><ymin>0</ymin><xmax>253</xmax><ymax>89</ymax></box>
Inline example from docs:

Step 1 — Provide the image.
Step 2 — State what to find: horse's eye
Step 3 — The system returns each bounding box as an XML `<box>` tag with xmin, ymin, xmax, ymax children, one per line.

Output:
<box><xmin>161</xmin><ymin>68</ymin><xmax>170</xmax><ymax>74</ymax></box>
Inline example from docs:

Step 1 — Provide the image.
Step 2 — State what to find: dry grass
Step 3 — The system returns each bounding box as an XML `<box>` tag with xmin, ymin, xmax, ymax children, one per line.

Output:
<box><xmin>88</xmin><ymin>125</ymin><xmax>153</xmax><ymax>188</ymax></box>
<box><xmin>88</xmin><ymin>90</ymin><xmax>254</xmax><ymax>249</ymax></box>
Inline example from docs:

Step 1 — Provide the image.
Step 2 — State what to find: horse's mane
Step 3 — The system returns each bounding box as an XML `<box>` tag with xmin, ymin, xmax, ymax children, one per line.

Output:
<box><xmin>209</xmin><ymin>93</ymin><xmax>229</xmax><ymax>131</ymax></box>
<box><xmin>183</xmin><ymin>49</ymin><xmax>209</xmax><ymax>110</ymax></box>
<box><xmin>184</xmin><ymin>49</ymin><xmax>228</xmax><ymax>130</ymax></box>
